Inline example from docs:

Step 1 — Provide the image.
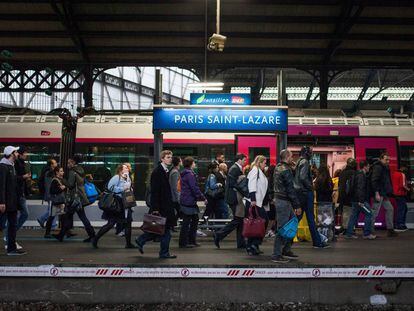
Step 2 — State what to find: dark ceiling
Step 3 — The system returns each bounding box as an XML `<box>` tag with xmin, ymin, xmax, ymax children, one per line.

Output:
<box><xmin>1</xmin><ymin>0</ymin><xmax>414</xmax><ymax>71</ymax></box>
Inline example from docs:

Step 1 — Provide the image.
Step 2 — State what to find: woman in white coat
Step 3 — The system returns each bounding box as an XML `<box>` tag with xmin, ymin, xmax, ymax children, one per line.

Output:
<box><xmin>246</xmin><ymin>155</ymin><xmax>269</xmax><ymax>255</ymax></box>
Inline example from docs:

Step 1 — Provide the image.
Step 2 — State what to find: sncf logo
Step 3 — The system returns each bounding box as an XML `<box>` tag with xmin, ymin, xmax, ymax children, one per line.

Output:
<box><xmin>231</xmin><ymin>96</ymin><xmax>245</xmax><ymax>104</ymax></box>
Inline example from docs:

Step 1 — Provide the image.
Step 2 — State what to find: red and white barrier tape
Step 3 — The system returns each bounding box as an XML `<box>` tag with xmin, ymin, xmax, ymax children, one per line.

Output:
<box><xmin>0</xmin><ymin>266</ymin><xmax>413</xmax><ymax>279</ymax></box>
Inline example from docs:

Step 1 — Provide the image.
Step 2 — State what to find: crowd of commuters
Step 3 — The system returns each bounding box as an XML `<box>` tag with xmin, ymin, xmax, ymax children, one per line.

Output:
<box><xmin>0</xmin><ymin>145</ymin><xmax>411</xmax><ymax>262</ymax></box>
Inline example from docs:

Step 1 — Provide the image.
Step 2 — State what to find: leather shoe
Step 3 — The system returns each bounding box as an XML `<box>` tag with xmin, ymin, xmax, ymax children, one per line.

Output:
<box><xmin>125</xmin><ymin>244</ymin><xmax>137</xmax><ymax>249</ymax></box>
<box><xmin>179</xmin><ymin>245</ymin><xmax>194</xmax><ymax>249</ymax></box>
<box><xmin>83</xmin><ymin>236</ymin><xmax>94</xmax><ymax>243</ymax></box>
<box><xmin>213</xmin><ymin>232</ymin><xmax>220</xmax><ymax>249</ymax></box>
<box><xmin>52</xmin><ymin>234</ymin><xmax>63</xmax><ymax>242</ymax></box>
<box><xmin>159</xmin><ymin>254</ymin><xmax>177</xmax><ymax>259</ymax></box>
<box><xmin>91</xmin><ymin>237</ymin><xmax>98</xmax><ymax>249</ymax></box>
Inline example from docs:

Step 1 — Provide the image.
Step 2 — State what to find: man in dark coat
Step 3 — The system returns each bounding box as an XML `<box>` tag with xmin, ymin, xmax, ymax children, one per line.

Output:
<box><xmin>136</xmin><ymin>150</ymin><xmax>177</xmax><ymax>259</ymax></box>
<box><xmin>294</xmin><ymin>146</ymin><xmax>328</xmax><ymax>248</ymax></box>
<box><xmin>370</xmin><ymin>153</ymin><xmax>397</xmax><ymax>237</ymax></box>
<box><xmin>213</xmin><ymin>153</ymin><xmax>246</xmax><ymax>249</ymax></box>
<box><xmin>0</xmin><ymin>146</ymin><xmax>27</xmax><ymax>255</ymax></box>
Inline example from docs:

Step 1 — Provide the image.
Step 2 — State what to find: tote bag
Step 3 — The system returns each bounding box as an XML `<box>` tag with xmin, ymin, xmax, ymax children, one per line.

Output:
<box><xmin>242</xmin><ymin>205</ymin><xmax>266</xmax><ymax>238</ymax></box>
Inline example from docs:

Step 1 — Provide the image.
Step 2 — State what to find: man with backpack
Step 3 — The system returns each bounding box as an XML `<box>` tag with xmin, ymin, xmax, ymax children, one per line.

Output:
<box><xmin>338</xmin><ymin>158</ymin><xmax>358</xmax><ymax>233</ymax></box>
<box><xmin>213</xmin><ymin>153</ymin><xmax>247</xmax><ymax>249</ymax></box>
<box><xmin>370</xmin><ymin>153</ymin><xmax>397</xmax><ymax>237</ymax></box>
<box><xmin>294</xmin><ymin>146</ymin><xmax>329</xmax><ymax>249</ymax></box>
<box><xmin>345</xmin><ymin>160</ymin><xmax>376</xmax><ymax>240</ymax></box>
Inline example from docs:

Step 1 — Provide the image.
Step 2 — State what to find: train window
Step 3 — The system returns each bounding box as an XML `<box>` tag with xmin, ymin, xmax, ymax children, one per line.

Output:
<box><xmin>365</xmin><ymin>148</ymin><xmax>386</xmax><ymax>165</ymax></box>
<box><xmin>0</xmin><ymin>143</ymin><xmax>59</xmax><ymax>200</ymax></box>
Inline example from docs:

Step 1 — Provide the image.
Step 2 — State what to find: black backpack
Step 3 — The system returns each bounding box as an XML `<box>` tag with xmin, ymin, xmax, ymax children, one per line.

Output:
<box><xmin>344</xmin><ymin>171</ymin><xmax>356</xmax><ymax>197</ymax></box>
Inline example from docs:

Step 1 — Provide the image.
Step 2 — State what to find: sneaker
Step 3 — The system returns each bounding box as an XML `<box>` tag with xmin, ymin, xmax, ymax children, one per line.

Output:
<box><xmin>7</xmin><ymin>249</ymin><xmax>27</xmax><ymax>256</ymax></box>
<box><xmin>387</xmin><ymin>229</ymin><xmax>398</xmax><ymax>237</ymax></box>
<box><xmin>265</xmin><ymin>230</ymin><xmax>276</xmax><ymax>238</ymax></box>
<box><xmin>271</xmin><ymin>255</ymin><xmax>290</xmax><ymax>263</ymax></box>
<box><xmin>344</xmin><ymin>235</ymin><xmax>358</xmax><ymax>239</ymax></box>
<box><xmin>196</xmin><ymin>230</ymin><xmax>207</xmax><ymax>237</ymax></box>
<box><xmin>363</xmin><ymin>234</ymin><xmax>377</xmax><ymax>240</ymax></box>
<box><xmin>313</xmin><ymin>243</ymin><xmax>331</xmax><ymax>249</ymax></box>
<box><xmin>116</xmin><ymin>231</ymin><xmax>125</xmax><ymax>237</ymax></box>
<box><xmin>394</xmin><ymin>228</ymin><xmax>408</xmax><ymax>233</ymax></box>
<box><xmin>4</xmin><ymin>242</ymin><xmax>23</xmax><ymax>250</ymax></box>
<box><xmin>282</xmin><ymin>251</ymin><xmax>299</xmax><ymax>260</ymax></box>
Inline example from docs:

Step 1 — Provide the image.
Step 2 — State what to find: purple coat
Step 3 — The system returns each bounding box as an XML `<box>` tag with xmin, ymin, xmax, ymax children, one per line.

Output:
<box><xmin>179</xmin><ymin>169</ymin><xmax>205</xmax><ymax>207</ymax></box>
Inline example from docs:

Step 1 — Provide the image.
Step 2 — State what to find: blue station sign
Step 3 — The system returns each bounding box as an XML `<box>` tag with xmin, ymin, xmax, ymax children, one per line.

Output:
<box><xmin>190</xmin><ymin>93</ymin><xmax>251</xmax><ymax>105</ymax></box>
<box><xmin>153</xmin><ymin>106</ymin><xmax>287</xmax><ymax>132</ymax></box>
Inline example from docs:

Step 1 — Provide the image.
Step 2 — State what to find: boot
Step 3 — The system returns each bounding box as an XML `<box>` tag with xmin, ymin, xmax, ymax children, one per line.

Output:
<box><xmin>387</xmin><ymin>229</ymin><xmax>398</xmax><ymax>237</ymax></box>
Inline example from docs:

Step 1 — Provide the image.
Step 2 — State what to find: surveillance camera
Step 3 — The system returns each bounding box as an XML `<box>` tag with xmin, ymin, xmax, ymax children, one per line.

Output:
<box><xmin>207</xmin><ymin>33</ymin><xmax>227</xmax><ymax>52</ymax></box>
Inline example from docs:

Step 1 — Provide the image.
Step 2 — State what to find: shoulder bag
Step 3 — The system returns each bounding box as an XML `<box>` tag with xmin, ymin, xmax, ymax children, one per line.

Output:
<box><xmin>242</xmin><ymin>204</ymin><xmax>266</xmax><ymax>238</ymax></box>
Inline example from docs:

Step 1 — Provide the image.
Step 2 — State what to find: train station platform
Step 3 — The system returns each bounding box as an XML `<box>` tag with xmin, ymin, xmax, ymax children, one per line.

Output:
<box><xmin>0</xmin><ymin>228</ymin><xmax>413</xmax><ymax>305</ymax></box>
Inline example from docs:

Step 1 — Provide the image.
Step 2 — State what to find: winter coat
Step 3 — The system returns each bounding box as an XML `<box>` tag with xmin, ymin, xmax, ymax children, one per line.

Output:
<box><xmin>169</xmin><ymin>168</ymin><xmax>180</xmax><ymax>203</ymax></box>
<box><xmin>224</xmin><ymin>163</ymin><xmax>243</xmax><ymax>205</ymax></box>
<box><xmin>0</xmin><ymin>158</ymin><xmax>18</xmax><ymax>212</ymax></box>
<box><xmin>273</xmin><ymin>162</ymin><xmax>300</xmax><ymax>209</ymax></box>
<box><xmin>294</xmin><ymin>157</ymin><xmax>313</xmax><ymax>192</ymax></box>
<box><xmin>352</xmin><ymin>170</ymin><xmax>370</xmax><ymax>203</ymax></box>
<box><xmin>67</xmin><ymin>165</ymin><xmax>90</xmax><ymax>207</ymax></box>
<box><xmin>180</xmin><ymin>168</ymin><xmax>205</xmax><ymax>207</ymax></box>
<box><xmin>370</xmin><ymin>161</ymin><xmax>393</xmax><ymax>197</ymax></box>
<box><xmin>247</xmin><ymin>166</ymin><xmax>268</xmax><ymax>208</ymax></box>
<box><xmin>14</xmin><ymin>158</ymin><xmax>28</xmax><ymax>197</ymax></box>
<box><xmin>338</xmin><ymin>167</ymin><xmax>356</xmax><ymax>205</ymax></box>
<box><xmin>150</xmin><ymin>164</ymin><xmax>176</xmax><ymax>227</ymax></box>
<box><xmin>314</xmin><ymin>178</ymin><xmax>333</xmax><ymax>203</ymax></box>
<box><xmin>392</xmin><ymin>170</ymin><xmax>408</xmax><ymax>197</ymax></box>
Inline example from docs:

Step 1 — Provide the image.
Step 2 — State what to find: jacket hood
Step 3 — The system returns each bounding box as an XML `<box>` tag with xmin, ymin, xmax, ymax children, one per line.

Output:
<box><xmin>72</xmin><ymin>165</ymin><xmax>85</xmax><ymax>176</ymax></box>
<box><xmin>0</xmin><ymin>157</ymin><xmax>14</xmax><ymax>166</ymax></box>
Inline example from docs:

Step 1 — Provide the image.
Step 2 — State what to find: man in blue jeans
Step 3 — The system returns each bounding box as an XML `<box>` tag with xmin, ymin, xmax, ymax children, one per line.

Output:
<box><xmin>346</xmin><ymin>160</ymin><xmax>376</xmax><ymax>240</ymax></box>
<box><xmin>294</xmin><ymin>146</ymin><xmax>330</xmax><ymax>249</ymax></box>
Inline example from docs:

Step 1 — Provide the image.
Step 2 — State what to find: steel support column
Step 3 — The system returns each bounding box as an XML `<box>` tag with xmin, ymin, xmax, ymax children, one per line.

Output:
<box><xmin>153</xmin><ymin>69</ymin><xmax>163</xmax><ymax>164</ymax></box>
<box><xmin>319</xmin><ymin>69</ymin><xmax>329</xmax><ymax>109</ymax></box>
<box><xmin>277</xmin><ymin>69</ymin><xmax>287</xmax><ymax>163</ymax></box>
<box><xmin>83</xmin><ymin>66</ymin><xmax>93</xmax><ymax>108</ymax></box>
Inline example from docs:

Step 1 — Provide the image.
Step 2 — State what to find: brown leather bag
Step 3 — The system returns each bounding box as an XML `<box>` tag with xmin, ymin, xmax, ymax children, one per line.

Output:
<box><xmin>141</xmin><ymin>213</ymin><xmax>166</xmax><ymax>235</ymax></box>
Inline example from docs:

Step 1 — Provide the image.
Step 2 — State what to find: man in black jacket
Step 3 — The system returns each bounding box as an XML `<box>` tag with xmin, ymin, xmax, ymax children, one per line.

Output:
<box><xmin>213</xmin><ymin>153</ymin><xmax>246</xmax><ymax>249</ymax></box>
<box><xmin>272</xmin><ymin>149</ymin><xmax>302</xmax><ymax>263</ymax></box>
<box><xmin>0</xmin><ymin>146</ymin><xmax>27</xmax><ymax>255</ymax></box>
<box><xmin>345</xmin><ymin>160</ymin><xmax>375</xmax><ymax>240</ymax></box>
<box><xmin>136</xmin><ymin>150</ymin><xmax>177</xmax><ymax>259</ymax></box>
<box><xmin>294</xmin><ymin>146</ymin><xmax>328</xmax><ymax>248</ymax></box>
<box><xmin>338</xmin><ymin>158</ymin><xmax>358</xmax><ymax>232</ymax></box>
<box><xmin>370</xmin><ymin>153</ymin><xmax>397</xmax><ymax>237</ymax></box>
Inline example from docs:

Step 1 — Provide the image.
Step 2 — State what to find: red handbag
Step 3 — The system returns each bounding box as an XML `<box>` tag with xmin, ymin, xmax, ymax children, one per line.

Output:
<box><xmin>141</xmin><ymin>213</ymin><xmax>166</xmax><ymax>235</ymax></box>
<box><xmin>242</xmin><ymin>205</ymin><xmax>266</xmax><ymax>238</ymax></box>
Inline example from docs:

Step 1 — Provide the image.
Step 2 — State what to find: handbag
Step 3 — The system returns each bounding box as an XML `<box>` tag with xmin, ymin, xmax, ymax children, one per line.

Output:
<box><xmin>98</xmin><ymin>190</ymin><xmax>122</xmax><ymax>213</ymax></box>
<box><xmin>122</xmin><ymin>188</ymin><xmax>137</xmax><ymax>209</ymax></box>
<box><xmin>242</xmin><ymin>205</ymin><xmax>266</xmax><ymax>238</ymax></box>
<box><xmin>279</xmin><ymin>216</ymin><xmax>299</xmax><ymax>240</ymax></box>
<box><xmin>141</xmin><ymin>213</ymin><xmax>166</xmax><ymax>235</ymax></box>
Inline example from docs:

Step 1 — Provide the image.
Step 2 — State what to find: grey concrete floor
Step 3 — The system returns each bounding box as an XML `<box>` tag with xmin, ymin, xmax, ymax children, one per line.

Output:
<box><xmin>0</xmin><ymin>228</ymin><xmax>413</xmax><ymax>267</ymax></box>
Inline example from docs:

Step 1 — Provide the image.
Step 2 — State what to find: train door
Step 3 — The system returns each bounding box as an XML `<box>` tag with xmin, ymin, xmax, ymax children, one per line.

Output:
<box><xmin>235</xmin><ymin>135</ymin><xmax>277</xmax><ymax>166</ymax></box>
<box><xmin>354</xmin><ymin>137</ymin><xmax>399</xmax><ymax>228</ymax></box>
<box><xmin>354</xmin><ymin>137</ymin><xmax>398</xmax><ymax>171</ymax></box>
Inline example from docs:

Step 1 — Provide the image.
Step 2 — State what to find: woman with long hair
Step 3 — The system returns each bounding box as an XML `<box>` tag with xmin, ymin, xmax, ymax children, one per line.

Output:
<box><xmin>47</xmin><ymin>166</ymin><xmax>67</xmax><ymax>238</ymax></box>
<box><xmin>92</xmin><ymin>163</ymin><xmax>135</xmax><ymax>249</ymax></box>
<box><xmin>179</xmin><ymin>157</ymin><xmax>206</xmax><ymax>248</ymax></box>
<box><xmin>246</xmin><ymin>155</ymin><xmax>269</xmax><ymax>255</ymax></box>
<box><xmin>314</xmin><ymin>164</ymin><xmax>334</xmax><ymax>242</ymax></box>
<box><xmin>264</xmin><ymin>165</ymin><xmax>276</xmax><ymax>238</ymax></box>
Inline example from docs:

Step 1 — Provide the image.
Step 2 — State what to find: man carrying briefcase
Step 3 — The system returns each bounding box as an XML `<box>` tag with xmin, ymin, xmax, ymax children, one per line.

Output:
<box><xmin>136</xmin><ymin>150</ymin><xmax>177</xmax><ymax>259</ymax></box>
